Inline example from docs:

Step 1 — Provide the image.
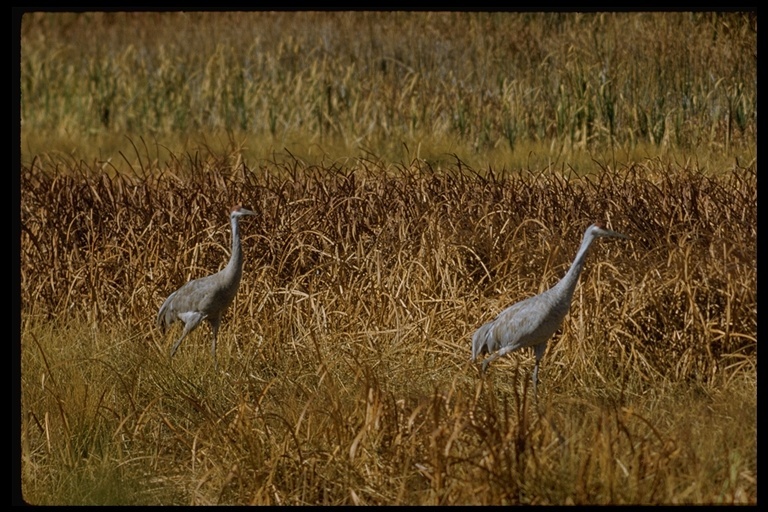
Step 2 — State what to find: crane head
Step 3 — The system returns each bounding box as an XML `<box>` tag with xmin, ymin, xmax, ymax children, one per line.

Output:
<box><xmin>589</xmin><ymin>221</ymin><xmax>628</xmax><ymax>239</ymax></box>
<box><xmin>230</xmin><ymin>205</ymin><xmax>256</xmax><ymax>218</ymax></box>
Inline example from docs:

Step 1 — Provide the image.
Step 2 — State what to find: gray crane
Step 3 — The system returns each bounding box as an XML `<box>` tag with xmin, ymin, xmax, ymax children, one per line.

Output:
<box><xmin>471</xmin><ymin>221</ymin><xmax>628</xmax><ymax>392</ymax></box>
<box><xmin>157</xmin><ymin>205</ymin><xmax>256</xmax><ymax>368</ymax></box>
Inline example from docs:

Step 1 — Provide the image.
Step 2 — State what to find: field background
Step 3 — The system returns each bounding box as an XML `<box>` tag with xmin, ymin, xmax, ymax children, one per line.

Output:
<box><xmin>19</xmin><ymin>12</ymin><xmax>756</xmax><ymax>505</ymax></box>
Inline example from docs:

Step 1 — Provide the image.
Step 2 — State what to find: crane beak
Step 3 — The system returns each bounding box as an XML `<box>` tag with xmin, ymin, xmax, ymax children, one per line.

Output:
<box><xmin>603</xmin><ymin>228</ymin><xmax>628</xmax><ymax>239</ymax></box>
<box><xmin>593</xmin><ymin>223</ymin><xmax>628</xmax><ymax>239</ymax></box>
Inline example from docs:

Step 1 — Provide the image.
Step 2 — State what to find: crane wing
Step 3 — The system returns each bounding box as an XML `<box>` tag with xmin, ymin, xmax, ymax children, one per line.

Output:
<box><xmin>156</xmin><ymin>270</ymin><xmax>238</xmax><ymax>330</ymax></box>
<box><xmin>473</xmin><ymin>288</ymin><xmax>570</xmax><ymax>362</ymax></box>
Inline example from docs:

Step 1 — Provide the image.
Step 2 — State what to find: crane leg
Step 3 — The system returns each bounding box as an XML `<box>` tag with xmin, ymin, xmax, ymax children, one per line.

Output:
<box><xmin>532</xmin><ymin>342</ymin><xmax>547</xmax><ymax>395</ymax></box>
<box><xmin>170</xmin><ymin>328</ymin><xmax>192</xmax><ymax>357</ymax></box>
<box><xmin>170</xmin><ymin>313</ymin><xmax>204</xmax><ymax>358</ymax></box>
<box><xmin>171</xmin><ymin>328</ymin><xmax>189</xmax><ymax>357</ymax></box>
<box><xmin>209</xmin><ymin>317</ymin><xmax>221</xmax><ymax>370</ymax></box>
<box><xmin>481</xmin><ymin>345</ymin><xmax>516</xmax><ymax>373</ymax></box>
<box><xmin>481</xmin><ymin>353</ymin><xmax>498</xmax><ymax>373</ymax></box>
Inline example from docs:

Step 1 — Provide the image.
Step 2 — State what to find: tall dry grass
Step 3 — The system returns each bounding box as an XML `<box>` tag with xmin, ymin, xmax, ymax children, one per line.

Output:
<box><xmin>20</xmin><ymin>12</ymin><xmax>756</xmax><ymax>169</ymax></box>
<box><xmin>20</xmin><ymin>150</ymin><xmax>756</xmax><ymax>504</ymax></box>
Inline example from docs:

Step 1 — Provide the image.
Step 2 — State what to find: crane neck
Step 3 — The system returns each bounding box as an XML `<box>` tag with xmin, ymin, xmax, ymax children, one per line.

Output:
<box><xmin>224</xmin><ymin>215</ymin><xmax>244</xmax><ymax>278</ymax></box>
<box><xmin>553</xmin><ymin>231</ymin><xmax>596</xmax><ymax>301</ymax></box>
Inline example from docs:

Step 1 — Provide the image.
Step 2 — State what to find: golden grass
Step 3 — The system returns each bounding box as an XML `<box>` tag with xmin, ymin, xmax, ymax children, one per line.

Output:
<box><xmin>20</xmin><ymin>151</ymin><xmax>756</xmax><ymax>504</ymax></box>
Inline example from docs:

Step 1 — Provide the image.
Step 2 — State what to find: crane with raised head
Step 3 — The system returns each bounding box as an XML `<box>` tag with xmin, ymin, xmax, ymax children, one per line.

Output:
<box><xmin>157</xmin><ymin>205</ymin><xmax>256</xmax><ymax>369</ymax></box>
<box><xmin>471</xmin><ymin>221</ymin><xmax>628</xmax><ymax>392</ymax></box>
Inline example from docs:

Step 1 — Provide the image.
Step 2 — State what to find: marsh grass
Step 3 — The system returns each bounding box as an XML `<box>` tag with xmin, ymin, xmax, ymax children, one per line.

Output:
<box><xmin>20</xmin><ymin>12</ymin><xmax>756</xmax><ymax>170</ymax></box>
<box><xmin>20</xmin><ymin>150</ymin><xmax>755</xmax><ymax>504</ymax></box>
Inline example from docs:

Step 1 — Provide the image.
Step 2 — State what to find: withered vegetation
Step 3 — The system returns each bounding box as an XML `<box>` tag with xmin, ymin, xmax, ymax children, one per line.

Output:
<box><xmin>20</xmin><ymin>150</ymin><xmax>755</xmax><ymax>505</ymax></box>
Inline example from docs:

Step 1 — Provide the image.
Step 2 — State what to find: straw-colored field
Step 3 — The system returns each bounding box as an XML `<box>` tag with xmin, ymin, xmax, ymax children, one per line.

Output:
<box><xmin>19</xmin><ymin>12</ymin><xmax>755</xmax><ymax>505</ymax></box>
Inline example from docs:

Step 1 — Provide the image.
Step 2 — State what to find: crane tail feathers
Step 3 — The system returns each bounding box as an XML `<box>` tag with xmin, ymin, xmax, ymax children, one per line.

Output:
<box><xmin>156</xmin><ymin>290</ymin><xmax>177</xmax><ymax>331</ymax></box>
<box><xmin>471</xmin><ymin>322</ymin><xmax>495</xmax><ymax>362</ymax></box>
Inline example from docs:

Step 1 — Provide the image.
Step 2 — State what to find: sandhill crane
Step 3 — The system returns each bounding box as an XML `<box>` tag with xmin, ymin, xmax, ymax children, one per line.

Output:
<box><xmin>471</xmin><ymin>221</ymin><xmax>628</xmax><ymax>392</ymax></box>
<box><xmin>157</xmin><ymin>205</ymin><xmax>256</xmax><ymax>369</ymax></box>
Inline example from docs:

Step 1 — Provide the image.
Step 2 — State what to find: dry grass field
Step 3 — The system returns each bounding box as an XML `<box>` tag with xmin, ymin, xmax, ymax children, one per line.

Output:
<box><xmin>20</xmin><ymin>151</ymin><xmax>756</xmax><ymax>505</ymax></box>
<box><xmin>19</xmin><ymin>11</ymin><xmax>755</xmax><ymax>506</ymax></box>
